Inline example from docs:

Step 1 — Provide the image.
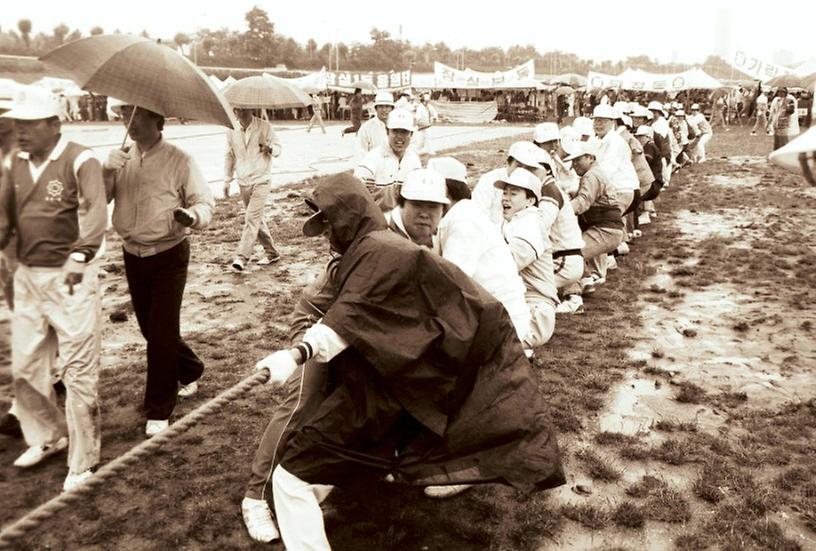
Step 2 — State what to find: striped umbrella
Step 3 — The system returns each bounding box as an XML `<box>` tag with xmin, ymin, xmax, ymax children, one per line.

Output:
<box><xmin>224</xmin><ymin>75</ymin><xmax>312</xmax><ymax>109</ymax></box>
<box><xmin>39</xmin><ymin>34</ymin><xmax>236</xmax><ymax>128</ymax></box>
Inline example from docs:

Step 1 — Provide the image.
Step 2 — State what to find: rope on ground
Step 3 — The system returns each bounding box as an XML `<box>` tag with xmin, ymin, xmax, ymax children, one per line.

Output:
<box><xmin>0</xmin><ymin>370</ymin><xmax>270</xmax><ymax>550</ymax></box>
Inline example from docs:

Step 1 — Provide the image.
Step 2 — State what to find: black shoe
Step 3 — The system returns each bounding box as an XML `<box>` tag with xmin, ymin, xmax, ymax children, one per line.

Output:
<box><xmin>0</xmin><ymin>412</ymin><xmax>22</xmax><ymax>438</ymax></box>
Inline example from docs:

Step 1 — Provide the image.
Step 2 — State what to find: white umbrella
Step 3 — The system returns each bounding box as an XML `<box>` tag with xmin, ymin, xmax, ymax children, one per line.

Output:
<box><xmin>769</xmin><ymin>127</ymin><xmax>816</xmax><ymax>185</ymax></box>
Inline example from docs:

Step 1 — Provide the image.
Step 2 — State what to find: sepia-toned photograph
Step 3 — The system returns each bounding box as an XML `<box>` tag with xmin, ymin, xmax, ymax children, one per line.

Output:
<box><xmin>0</xmin><ymin>1</ymin><xmax>814</xmax><ymax>549</ymax></box>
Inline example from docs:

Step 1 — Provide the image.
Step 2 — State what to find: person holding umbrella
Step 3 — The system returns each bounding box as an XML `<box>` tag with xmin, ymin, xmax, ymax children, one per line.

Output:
<box><xmin>0</xmin><ymin>89</ymin><xmax>107</xmax><ymax>491</ymax></box>
<box><xmin>103</xmin><ymin>103</ymin><xmax>214</xmax><ymax>437</ymax></box>
<box><xmin>341</xmin><ymin>88</ymin><xmax>364</xmax><ymax>136</ymax></box>
<box><xmin>224</xmin><ymin>107</ymin><xmax>282</xmax><ymax>272</ymax></box>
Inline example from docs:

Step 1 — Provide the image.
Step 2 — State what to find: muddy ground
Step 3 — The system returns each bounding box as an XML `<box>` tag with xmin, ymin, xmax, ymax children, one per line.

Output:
<box><xmin>0</xmin><ymin>126</ymin><xmax>814</xmax><ymax>550</ymax></box>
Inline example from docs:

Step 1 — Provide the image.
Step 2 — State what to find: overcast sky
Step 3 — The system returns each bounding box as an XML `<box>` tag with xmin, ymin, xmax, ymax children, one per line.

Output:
<box><xmin>2</xmin><ymin>0</ymin><xmax>813</xmax><ymax>67</ymax></box>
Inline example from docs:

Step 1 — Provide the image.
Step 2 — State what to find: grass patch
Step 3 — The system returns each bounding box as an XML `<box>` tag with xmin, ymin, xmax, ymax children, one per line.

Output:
<box><xmin>574</xmin><ymin>449</ymin><xmax>622</xmax><ymax>481</ymax></box>
<box><xmin>561</xmin><ymin>503</ymin><xmax>610</xmax><ymax>529</ymax></box>
<box><xmin>612</xmin><ymin>501</ymin><xmax>645</xmax><ymax>529</ymax></box>
<box><xmin>674</xmin><ymin>381</ymin><xmax>706</xmax><ymax>403</ymax></box>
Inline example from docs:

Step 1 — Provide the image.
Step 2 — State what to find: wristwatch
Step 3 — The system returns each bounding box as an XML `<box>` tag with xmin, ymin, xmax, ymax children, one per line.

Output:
<box><xmin>69</xmin><ymin>252</ymin><xmax>88</xmax><ymax>263</ymax></box>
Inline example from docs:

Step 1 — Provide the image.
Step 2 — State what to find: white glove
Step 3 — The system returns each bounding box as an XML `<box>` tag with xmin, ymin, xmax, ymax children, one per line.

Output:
<box><xmin>255</xmin><ymin>350</ymin><xmax>298</xmax><ymax>385</ymax></box>
<box><xmin>105</xmin><ymin>148</ymin><xmax>131</xmax><ymax>170</ymax></box>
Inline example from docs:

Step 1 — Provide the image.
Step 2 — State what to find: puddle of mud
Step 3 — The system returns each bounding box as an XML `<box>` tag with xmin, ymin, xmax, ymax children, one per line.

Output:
<box><xmin>710</xmin><ymin>174</ymin><xmax>762</xmax><ymax>188</ymax></box>
<box><xmin>599</xmin><ymin>374</ymin><xmax>725</xmax><ymax>438</ymax></box>
<box><xmin>724</xmin><ymin>155</ymin><xmax>768</xmax><ymax>167</ymax></box>
<box><xmin>673</xmin><ymin>210</ymin><xmax>745</xmax><ymax>240</ymax></box>
<box><xmin>631</xmin><ymin>281</ymin><xmax>816</xmax><ymax>408</ymax></box>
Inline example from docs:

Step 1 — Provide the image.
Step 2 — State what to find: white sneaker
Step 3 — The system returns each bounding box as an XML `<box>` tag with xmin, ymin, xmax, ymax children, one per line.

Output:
<box><xmin>579</xmin><ymin>276</ymin><xmax>597</xmax><ymax>293</ymax></box>
<box><xmin>178</xmin><ymin>381</ymin><xmax>198</xmax><ymax>398</ymax></box>
<box><xmin>607</xmin><ymin>255</ymin><xmax>618</xmax><ymax>270</ymax></box>
<box><xmin>617</xmin><ymin>242</ymin><xmax>630</xmax><ymax>255</ymax></box>
<box><xmin>556</xmin><ymin>295</ymin><xmax>584</xmax><ymax>314</ymax></box>
<box><xmin>231</xmin><ymin>257</ymin><xmax>245</xmax><ymax>272</ymax></box>
<box><xmin>424</xmin><ymin>484</ymin><xmax>473</xmax><ymax>499</ymax></box>
<box><xmin>13</xmin><ymin>437</ymin><xmax>68</xmax><ymax>467</ymax></box>
<box><xmin>63</xmin><ymin>468</ymin><xmax>94</xmax><ymax>492</ymax></box>
<box><xmin>256</xmin><ymin>251</ymin><xmax>281</xmax><ymax>265</ymax></box>
<box><xmin>241</xmin><ymin>497</ymin><xmax>280</xmax><ymax>543</ymax></box>
<box><xmin>145</xmin><ymin>419</ymin><xmax>169</xmax><ymax>437</ymax></box>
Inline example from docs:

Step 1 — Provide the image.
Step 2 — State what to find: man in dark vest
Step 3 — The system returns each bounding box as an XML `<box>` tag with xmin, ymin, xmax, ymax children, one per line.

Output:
<box><xmin>0</xmin><ymin>88</ymin><xmax>107</xmax><ymax>491</ymax></box>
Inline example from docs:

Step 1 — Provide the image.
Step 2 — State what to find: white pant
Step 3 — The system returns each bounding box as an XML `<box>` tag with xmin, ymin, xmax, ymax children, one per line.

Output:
<box><xmin>272</xmin><ymin>465</ymin><xmax>334</xmax><ymax>550</ymax></box>
<box><xmin>12</xmin><ymin>263</ymin><xmax>102</xmax><ymax>473</ymax></box>
<box><xmin>553</xmin><ymin>254</ymin><xmax>584</xmax><ymax>292</ymax></box>
<box><xmin>524</xmin><ymin>300</ymin><xmax>556</xmax><ymax>348</ymax></box>
<box><xmin>695</xmin><ymin>133</ymin><xmax>712</xmax><ymax>162</ymax></box>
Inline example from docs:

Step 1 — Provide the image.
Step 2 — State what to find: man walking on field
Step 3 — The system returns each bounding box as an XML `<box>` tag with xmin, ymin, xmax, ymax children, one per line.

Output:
<box><xmin>224</xmin><ymin>107</ymin><xmax>282</xmax><ymax>272</ymax></box>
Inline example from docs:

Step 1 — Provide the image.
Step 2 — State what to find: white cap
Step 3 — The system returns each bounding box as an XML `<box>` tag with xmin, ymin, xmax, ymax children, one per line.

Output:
<box><xmin>628</xmin><ymin>102</ymin><xmax>640</xmax><ymax>113</ymax></box>
<box><xmin>559</xmin><ymin>126</ymin><xmax>579</xmax><ymax>153</ymax></box>
<box><xmin>507</xmin><ymin>141</ymin><xmax>544</xmax><ymax>169</ymax></box>
<box><xmin>592</xmin><ymin>104</ymin><xmax>616</xmax><ymax>119</ymax></box>
<box><xmin>427</xmin><ymin>157</ymin><xmax>467</xmax><ymax>184</ymax></box>
<box><xmin>373</xmin><ymin>91</ymin><xmax>395</xmax><ymax>107</ymax></box>
<box><xmin>572</xmin><ymin>116</ymin><xmax>594</xmax><ymax>138</ymax></box>
<box><xmin>691</xmin><ymin>103</ymin><xmax>701</xmax><ymax>111</ymax></box>
<box><xmin>635</xmin><ymin>125</ymin><xmax>654</xmax><ymax>138</ymax></box>
<box><xmin>1</xmin><ymin>87</ymin><xmax>61</xmax><ymax>120</ymax></box>
<box><xmin>386</xmin><ymin>108</ymin><xmax>415</xmax><ymax>131</ymax></box>
<box><xmin>647</xmin><ymin>100</ymin><xmax>664</xmax><ymax>111</ymax></box>
<box><xmin>493</xmin><ymin>168</ymin><xmax>542</xmax><ymax>201</ymax></box>
<box><xmin>535</xmin><ymin>148</ymin><xmax>555</xmax><ymax>173</ymax></box>
<box><xmin>400</xmin><ymin>168</ymin><xmax>450</xmax><ymax>204</ymax></box>
<box><xmin>675</xmin><ymin>109</ymin><xmax>686</xmax><ymax>116</ymax></box>
<box><xmin>613</xmin><ymin>101</ymin><xmax>631</xmax><ymax>114</ymax></box>
<box><xmin>563</xmin><ymin>140</ymin><xmax>600</xmax><ymax>162</ymax></box>
<box><xmin>630</xmin><ymin>105</ymin><xmax>651</xmax><ymax>119</ymax></box>
<box><xmin>533</xmin><ymin>122</ymin><xmax>560</xmax><ymax>144</ymax></box>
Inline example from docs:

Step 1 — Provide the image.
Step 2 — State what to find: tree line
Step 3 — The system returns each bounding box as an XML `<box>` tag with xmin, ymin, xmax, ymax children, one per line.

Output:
<box><xmin>0</xmin><ymin>7</ymin><xmax>748</xmax><ymax>80</ymax></box>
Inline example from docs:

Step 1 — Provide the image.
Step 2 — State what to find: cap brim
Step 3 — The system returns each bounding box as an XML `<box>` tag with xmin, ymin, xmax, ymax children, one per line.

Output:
<box><xmin>303</xmin><ymin>211</ymin><xmax>329</xmax><ymax>237</ymax></box>
<box><xmin>0</xmin><ymin>108</ymin><xmax>60</xmax><ymax>120</ymax></box>
<box><xmin>563</xmin><ymin>152</ymin><xmax>588</xmax><ymax>162</ymax></box>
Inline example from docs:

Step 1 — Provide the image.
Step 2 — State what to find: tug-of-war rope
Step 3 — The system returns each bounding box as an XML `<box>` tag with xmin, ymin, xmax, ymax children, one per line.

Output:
<box><xmin>0</xmin><ymin>370</ymin><xmax>270</xmax><ymax>549</ymax></box>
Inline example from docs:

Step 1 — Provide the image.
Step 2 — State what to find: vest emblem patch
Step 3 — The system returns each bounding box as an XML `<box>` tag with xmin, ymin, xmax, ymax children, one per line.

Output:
<box><xmin>45</xmin><ymin>180</ymin><xmax>64</xmax><ymax>202</ymax></box>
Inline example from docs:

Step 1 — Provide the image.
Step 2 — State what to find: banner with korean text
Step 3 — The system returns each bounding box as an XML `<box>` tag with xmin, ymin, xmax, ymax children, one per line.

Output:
<box><xmin>434</xmin><ymin>60</ymin><xmax>536</xmax><ymax>89</ymax></box>
<box><xmin>728</xmin><ymin>50</ymin><xmax>795</xmax><ymax>83</ymax></box>
<box><xmin>325</xmin><ymin>69</ymin><xmax>411</xmax><ymax>91</ymax></box>
<box><xmin>586</xmin><ymin>69</ymin><xmax>722</xmax><ymax>92</ymax></box>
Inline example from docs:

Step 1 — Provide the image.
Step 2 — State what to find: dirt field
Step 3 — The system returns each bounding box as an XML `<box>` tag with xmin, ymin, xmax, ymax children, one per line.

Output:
<box><xmin>0</xmin><ymin>124</ymin><xmax>814</xmax><ymax>550</ymax></box>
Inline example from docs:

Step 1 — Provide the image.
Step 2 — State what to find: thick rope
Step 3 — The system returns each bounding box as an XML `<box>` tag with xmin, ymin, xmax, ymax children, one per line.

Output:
<box><xmin>0</xmin><ymin>370</ymin><xmax>270</xmax><ymax>549</ymax></box>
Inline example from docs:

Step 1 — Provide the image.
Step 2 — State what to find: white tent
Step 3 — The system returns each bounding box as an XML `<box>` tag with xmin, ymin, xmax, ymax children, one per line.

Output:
<box><xmin>32</xmin><ymin>76</ymin><xmax>83</xmax><ymax>96</ymax></box>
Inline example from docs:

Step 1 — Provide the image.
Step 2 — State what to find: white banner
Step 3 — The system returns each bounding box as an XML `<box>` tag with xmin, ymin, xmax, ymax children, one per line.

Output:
<box><xmin>433</xmin><ymin>101</ymin><xmax>498</xmax><ymax>123</ymax></box>
<box><xmin>729</xmin><ymin>50</ymin><xmax>793</xmax><ymax>82</ymax></box>
<box><xmin>434</xmin><ymin>60</ymin><xmax>536</xmax><ymax>89</ymax></box>
<box><xmin>325</xmin><ymin>69</ymin><xmax>411</xmax><ymax>91</ymax></box>
<box><xmin>586</xmin><ymin>69</ymin><xmax>722</xmax><ymax>92</ymax></box>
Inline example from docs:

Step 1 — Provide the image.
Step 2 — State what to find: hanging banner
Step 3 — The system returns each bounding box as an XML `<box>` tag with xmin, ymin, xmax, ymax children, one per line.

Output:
<box><xmin>433</xmin><ymin>101</ymin><xmax>498</xmax><ymax>123</ymax></box>
<box><xmin>586</xmin><ymin>69</ymin><xmax>722</xmax><ymax>92</ymax></box>
<box><xmin>434</xmin><ymin>60</ymin><xmax>536</xmax><ymax>89</ymax></box>
<box><xmin>728</xmin><ymin>50</ymin><xmax>795</xmax><ymax>83</ymax></box>
<box><xmin>325</xmin><ymin>69</ymin><xmax>411</xmax><ymax>90</ymax></box>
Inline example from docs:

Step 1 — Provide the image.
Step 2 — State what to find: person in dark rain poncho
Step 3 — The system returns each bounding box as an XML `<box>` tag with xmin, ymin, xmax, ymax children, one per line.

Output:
<box><xmin>253</xmin><ymin>173</ymin><xmax>565</xmax><ymax>550</ymax></box>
